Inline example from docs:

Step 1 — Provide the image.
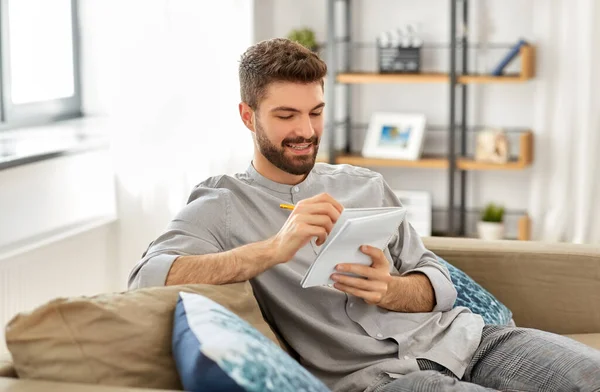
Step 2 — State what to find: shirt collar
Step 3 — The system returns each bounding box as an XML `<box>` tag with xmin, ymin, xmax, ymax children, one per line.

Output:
<box><xmin>246</xmin><ymin>161</ymin><xmax>315</xmax><ymax>194</ymax></box>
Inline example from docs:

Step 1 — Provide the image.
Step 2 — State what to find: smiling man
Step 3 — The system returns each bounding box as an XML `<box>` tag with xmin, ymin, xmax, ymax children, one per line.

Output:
<box><xmin>128</xmin><ymin>38</ymin><xmax>600</xmax><ymax>392</ymax></box>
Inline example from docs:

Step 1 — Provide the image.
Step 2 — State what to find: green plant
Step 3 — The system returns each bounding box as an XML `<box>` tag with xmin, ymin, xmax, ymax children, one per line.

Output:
<box><xmin>287</xmin><ymin>28</ymin><xmax>318</xmax><ymax>51</ymax></box>
<box><xmin>481</xmin><ymin>203</ymin><xmax>505</xmax><ymax>223</ymax></box>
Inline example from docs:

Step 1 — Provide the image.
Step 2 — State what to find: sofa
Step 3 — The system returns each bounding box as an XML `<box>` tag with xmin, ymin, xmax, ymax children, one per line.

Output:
<box><xmin>1</xmin><ymin>236</ymin><xmax>599</xmax><ymax>392</ymax></box>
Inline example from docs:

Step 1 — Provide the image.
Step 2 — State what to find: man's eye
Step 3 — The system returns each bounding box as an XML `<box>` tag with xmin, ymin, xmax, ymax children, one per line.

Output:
<box><xmin>277</xmin><ymin>115</ymin><xmax>293</xmax><ymax>120</ymax></box>
<box><xmin>310</xmin><ymin>112</ymin><xmax>323</xmax><ymax>117</ymax></box>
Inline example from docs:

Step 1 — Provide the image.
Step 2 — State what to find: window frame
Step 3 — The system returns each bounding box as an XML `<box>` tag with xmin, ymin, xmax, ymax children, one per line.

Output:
<box><xmin>0</xmin><ymin>0</ymin><xmax>82</xmax><ymax>130</ymax></box>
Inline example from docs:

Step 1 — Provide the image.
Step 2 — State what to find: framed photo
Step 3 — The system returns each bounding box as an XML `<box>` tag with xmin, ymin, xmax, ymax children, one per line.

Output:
<box><xmin>392</xmin><ymin>190</ymin><xmax>432</xmax><ymax>237</ymax></box>
<box><xmin>362</xmin><ymin>112</ymin><xmax>426</xmax><ymax>160</ymax></box>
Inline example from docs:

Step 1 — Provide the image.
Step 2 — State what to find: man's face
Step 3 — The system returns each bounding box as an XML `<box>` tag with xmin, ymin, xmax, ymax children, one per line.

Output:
<box><xmin>252</xmin><ymin>82</ymin><xmax>324</xmax><ymax>176</ymax></box>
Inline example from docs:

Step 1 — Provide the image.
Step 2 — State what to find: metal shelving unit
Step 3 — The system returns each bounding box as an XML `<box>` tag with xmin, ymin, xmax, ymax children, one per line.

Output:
<box><xmin>324</xmin><ymin>0</ymin><xmax>535</xmax><ymax>240</ymax></box>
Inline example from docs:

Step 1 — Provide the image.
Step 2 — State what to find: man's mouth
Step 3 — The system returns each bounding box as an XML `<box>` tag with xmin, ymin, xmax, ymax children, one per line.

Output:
<box><xmin>285</xmin><ymin>142</ymin><xmax>312</xmax><ymax>150</ymax></box>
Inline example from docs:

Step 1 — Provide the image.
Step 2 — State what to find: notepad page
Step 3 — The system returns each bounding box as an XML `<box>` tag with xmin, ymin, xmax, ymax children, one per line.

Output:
<box><xmin>301</xmin><ymin>207</ymin><xmax>406</xmax><ymax>288</ymax></box>
<box><xmin>302</xmin><ymin>207</ymin><xmax>401</xmax><ymax>280</ymax></box>
<box><xmin>318</xmin><ymin>207</ymin><xmax>401</xmax><ymax>251</ymax></box>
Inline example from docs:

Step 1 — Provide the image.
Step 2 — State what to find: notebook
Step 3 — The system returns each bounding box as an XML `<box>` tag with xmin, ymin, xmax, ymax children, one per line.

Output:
<box><xmin>300</xmin><ymin>207</ymin><xmax>407</xmax><ymax>288</ymax></box>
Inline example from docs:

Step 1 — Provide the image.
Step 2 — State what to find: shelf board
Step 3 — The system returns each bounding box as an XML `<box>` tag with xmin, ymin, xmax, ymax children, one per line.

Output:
<box><xmin>326</xmin><ymin>155</ymin><xmax>532</xmax><ymax>171</ymax></box>
<box><xmin>336</xmin><ymin>72</ymin><xmax>532</xmax><ymax>85</ymax></box>
<box><xmin>337</xmin><ymin>45</ymin><xmax>536</xmax><ymax>85</ymax></box>
<box><xmin>329</xmin><ymin>154</ymin><xmax>450</xmax><ymax>169</ymax></box>
<box><xmin>457</xmin><ymin>74</ymin><xmax>531</xmax><ymax>84</ymax></box>
<box><xmin>459</xmin><ymin>130</ymin><xmax>534</xmax><ymax>170</ymax></box>
<box><xmin>456</xmin><ymin>158</ymin><xmax>529</xmax><ymax>171</ymax></box>
<box><xmin>321</xmin><ymin>131</ymin><xmax>534</xmax><ymax>171</ymax></box>
<box><xmin>336</xmin><ymin>72</ymin><xmax>449</xmax><ymax>84</ymax></box>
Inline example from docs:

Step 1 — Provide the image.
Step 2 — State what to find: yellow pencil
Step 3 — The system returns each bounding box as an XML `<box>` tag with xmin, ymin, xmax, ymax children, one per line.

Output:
<box><xmin>279</xmin><ymin>203</ymin><xmax>295</xmax><ymax>211</ymax></box>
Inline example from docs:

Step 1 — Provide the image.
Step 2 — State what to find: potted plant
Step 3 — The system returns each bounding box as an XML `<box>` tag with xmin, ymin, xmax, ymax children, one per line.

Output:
<box><xmin>477</xmin><ymin>203</ymin><xmax>505</xmax><ymax>240</ymax></box>
<box><xmin>287</xmin><ymin>28</ymin><xmax>319</xmax><ymax>52</ymax></box>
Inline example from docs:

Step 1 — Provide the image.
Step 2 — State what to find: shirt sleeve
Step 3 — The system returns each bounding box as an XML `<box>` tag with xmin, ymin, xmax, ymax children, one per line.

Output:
<box><xmin>127</xmin><ymin>186</ymin><xmax>230</xmax><ymax>290</ymax></box>
<box><xmin>381</xmin><ymin>178</ymin><xmax>457</xmax><ymax>312</ymax></box>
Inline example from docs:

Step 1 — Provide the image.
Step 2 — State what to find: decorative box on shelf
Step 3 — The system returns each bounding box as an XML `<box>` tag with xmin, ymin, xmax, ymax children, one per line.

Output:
<box><xmin>377</xmin><ymin>45</ymin><xmax>421</xmax><ymax>74</ymax></box>
<box><xmin>377</xmin><ymin>26</ymin><xmax>423</xmax><ymax>74</ymax></box>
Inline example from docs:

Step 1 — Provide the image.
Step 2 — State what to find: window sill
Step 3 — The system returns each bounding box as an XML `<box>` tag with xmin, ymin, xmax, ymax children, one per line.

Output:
<box><xmin>0</xmin><ymin>116</ymin><xmax>110</xmax><ymax>171</ymax></box>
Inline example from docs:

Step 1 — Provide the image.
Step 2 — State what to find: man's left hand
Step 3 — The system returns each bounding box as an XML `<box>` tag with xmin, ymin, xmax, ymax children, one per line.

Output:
<box><xmin>331</xmin><ymin>245</ymin><xmax>393</xmax><ymax>305</ymax></box>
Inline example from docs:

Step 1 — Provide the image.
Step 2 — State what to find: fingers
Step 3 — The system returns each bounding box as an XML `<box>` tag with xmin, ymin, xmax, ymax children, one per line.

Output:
<box><xmin>360</xmin><ymin>245</ymin><xmax>389</xmax><ymax>268</ymax></box>
<box><xmin>335</xmin><ymin>263</ymin><xmax>382</xmax><ymax>279</ymax></box>
<box><xmin>331</xmin><ymin>245</ymin><xmax>392</xmax><ymax>305</ymax></box>
<box><xmin>335</xmin><ymin>245</ymin><xmax>390</xmax><ymax>280</ymax></box>
<box><xmin>292</xmin><ymin>214</ymin><xmax>335</xmax><ymax>236</ymax></box>
<box><xmin>331</xmin><ymin>274</ymin><xmax>388</xmax><ymax>292</ymax></box>
<box><xmin>294</xmin><ymin>202</ymin><xmax>341</xmax><ymax>225</ymax></box>
<box><xmin>335</xmin><ymin>246</ymin><xmax>390</xmax><ymax>277</ymax></box>
<box><xmin>316</xmin><ymin>193</ymin><xmax>344</xmax><ymax>214</ymax></box>
<box><xmin>332</xmin><ymin>282</ymin><xmax>385</xmax><ymax>305</ymax></box>
<box><xmin>309</xmin><ymin>226</ymin><xmax>328</xmax><ymax>246</ymax></box>
<box><xmin>301</xmin><ymin>193</ymin><xmax>344</xmax><ymax>214</ymax></box>
<box><xmin>292</xmin><ymin>222</ymin><xmax>327</xmax><ymax>247</ymax></box>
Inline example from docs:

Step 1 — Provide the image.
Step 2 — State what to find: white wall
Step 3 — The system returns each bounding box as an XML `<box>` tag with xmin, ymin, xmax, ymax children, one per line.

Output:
<box><xmin>1</xmin><ymin>0</ymin><xmax>255</xmax><ymax>357</ymax></box>
<box><xmin>255</xmin><ymin>0</ymin><xmax>537</xmax><ymax>237</ymax></box>
<box><xmin>79</xmin><ymin>0</ymin><xmax>255</xmax><ymax>287</ymax></box>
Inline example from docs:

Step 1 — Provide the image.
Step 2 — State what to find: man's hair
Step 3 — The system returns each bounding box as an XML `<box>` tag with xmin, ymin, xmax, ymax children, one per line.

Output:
<box><xmin>239</xmin><ymin>38</ymin><xmax>328</xmax><ymax>110</ymax></box>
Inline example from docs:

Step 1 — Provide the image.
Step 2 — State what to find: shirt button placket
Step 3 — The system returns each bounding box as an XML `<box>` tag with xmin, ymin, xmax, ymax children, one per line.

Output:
<box><xmin>291</xmin><ymin>186</ymin><xmax>301</xmax><ymax>203</ymax></box>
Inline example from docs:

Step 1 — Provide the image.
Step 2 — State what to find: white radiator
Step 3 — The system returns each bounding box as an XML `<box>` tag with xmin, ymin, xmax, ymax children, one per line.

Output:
<box><xmin>0</xmin><ymin>222</ymin><xmax>117</xmax><ymax>356</ymax></box>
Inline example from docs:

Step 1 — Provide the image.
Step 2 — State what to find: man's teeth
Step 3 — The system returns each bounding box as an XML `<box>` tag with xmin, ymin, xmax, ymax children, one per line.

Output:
<box><xmin>287</xmin><ymin>143</ymin><xmax>311</xmax><ymax>150</ymax></box>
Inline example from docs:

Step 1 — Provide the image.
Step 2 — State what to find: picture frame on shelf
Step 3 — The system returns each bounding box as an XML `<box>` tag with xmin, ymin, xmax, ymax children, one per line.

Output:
<box><xmin>392</xmin><ymin>190</ymin><xmax>432</xmax><ymax>237</ymax></box>
<box><xmin>362</xmin><ymin>112</ymin><xmax>426</xmax><ymax>160</ymax></box>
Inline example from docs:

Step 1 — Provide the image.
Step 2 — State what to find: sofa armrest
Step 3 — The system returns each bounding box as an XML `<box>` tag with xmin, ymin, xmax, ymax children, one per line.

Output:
<box><xmin>423</xmin><ymin>237</ymin><xmax>600</xmax><ymax>335</ymax></box>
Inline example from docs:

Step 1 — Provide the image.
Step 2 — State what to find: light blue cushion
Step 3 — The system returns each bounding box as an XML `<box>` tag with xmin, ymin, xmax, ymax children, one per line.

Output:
<box><xmin>172</xmin><ymin>292</ymin><xmax>330</xmax><ymax>392</ymax></box>
<box><xmin>437</xmin><ymin>256</ymin><xmax>513</xmax><ymax>325</ymax></box>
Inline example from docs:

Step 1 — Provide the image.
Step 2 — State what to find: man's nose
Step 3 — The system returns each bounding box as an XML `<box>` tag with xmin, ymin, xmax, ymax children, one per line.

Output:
<box><xmin>298</xmin><ymin>116</ymin><xmax>315</xmax><ymax>139</ymax></box>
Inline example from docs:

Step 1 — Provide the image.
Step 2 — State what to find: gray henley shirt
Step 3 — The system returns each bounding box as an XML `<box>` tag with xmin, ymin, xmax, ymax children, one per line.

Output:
<box><xmin>128</xmin><ymin>162</ymin><xmax>484</xmax><ymax>392</ymax></box>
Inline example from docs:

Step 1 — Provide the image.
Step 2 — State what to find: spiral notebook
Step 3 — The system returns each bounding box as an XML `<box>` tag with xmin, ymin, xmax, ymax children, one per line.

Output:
<box><xmin>300</xmin><ymin>207</ymin><xmax>407</xmax><ymax>288</ymax></box>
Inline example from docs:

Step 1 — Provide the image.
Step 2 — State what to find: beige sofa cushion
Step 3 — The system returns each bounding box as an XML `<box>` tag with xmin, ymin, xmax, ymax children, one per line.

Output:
<box><xmin>0</xmin><ymin>377</ymin><xmax>178</xmax><ymax>392</ymax></box>
<box><xmin>5</xmin><ymin>283</ymin><xmax>278</xmax><ymax>390</ymax></box>
<box><xmin>0</xmin><ymin>353</ymin><xmax>16</xmax><ymax>378</ymax></box>
<box><xmin>564</xmin><ymin>334</ymin><xmax>600</xmax><ymax>351</ymax></box>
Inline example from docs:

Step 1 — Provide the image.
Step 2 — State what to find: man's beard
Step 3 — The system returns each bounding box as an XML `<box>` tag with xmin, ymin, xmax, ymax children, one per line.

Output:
<box><xmin>255</xmin><ymin>119</ymin><xmax>320</xmax><ymax>176</ymax></box>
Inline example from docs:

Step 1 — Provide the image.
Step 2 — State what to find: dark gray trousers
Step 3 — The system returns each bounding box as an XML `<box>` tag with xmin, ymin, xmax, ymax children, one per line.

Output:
<box><xmin>374</xmin><ymin>325</ymin><xmax>600</xmax><ymax>392</ymax></box>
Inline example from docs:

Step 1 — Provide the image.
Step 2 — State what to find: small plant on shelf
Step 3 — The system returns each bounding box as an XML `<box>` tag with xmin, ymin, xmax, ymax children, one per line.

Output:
<box><xmin>477</xmin><ymin>203</ymin><xmax>505</xmax><ymax>240</ymax></box>
<box><xmin>287</xmin><ymin>28</ymin><xmax>319</xmax><ymax>52</ymax></box>
<box><xmin>481</xmin><ymin>203</ymin><xmax>505</xmax><ymax>223</ymax></box>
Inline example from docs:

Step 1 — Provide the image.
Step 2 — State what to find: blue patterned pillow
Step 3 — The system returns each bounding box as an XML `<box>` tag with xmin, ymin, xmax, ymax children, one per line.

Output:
<box><xmin>172</xmin><ymin>292</ymin><xmax>330</xmax><ymax>392</ymax></box>
<box><xmin>437</xmin><ymin>257</ymin><xmax>513</xmax><ymax>325</ymax></box>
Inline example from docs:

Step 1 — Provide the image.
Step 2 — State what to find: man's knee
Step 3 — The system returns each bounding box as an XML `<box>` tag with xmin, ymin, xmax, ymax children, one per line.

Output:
<box><xmin>562</xmin><ymin>348</ymin><xmax>600</xmax><ymax>391</ymax></box>
<box><xmin>382</xmin><ymin>370</ymin><xmax>464</xmax><ymax>392</ymax></box>
<box><xmin>536</xmin><ymin>333</ymin><xmax>600</xmax><ymax>391</ymax></box>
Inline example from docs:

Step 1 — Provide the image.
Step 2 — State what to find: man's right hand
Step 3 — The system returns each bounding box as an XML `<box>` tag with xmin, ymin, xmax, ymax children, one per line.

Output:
<box><xmin>268</xmin><ymin>193</ymin><xmax>344</xmax><ymax>264</ymax></box>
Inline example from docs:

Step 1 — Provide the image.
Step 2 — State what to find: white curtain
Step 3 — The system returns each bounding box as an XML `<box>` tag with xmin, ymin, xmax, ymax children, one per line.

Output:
<box><xmin>529</xmin><ymin>0</ymin><xmax>600</xmax><ymax>244</ymax></box>
<box><xmin>80</xmin><ymin>0</ymin><xmax>255</xmax><ymax>287</ymax></box>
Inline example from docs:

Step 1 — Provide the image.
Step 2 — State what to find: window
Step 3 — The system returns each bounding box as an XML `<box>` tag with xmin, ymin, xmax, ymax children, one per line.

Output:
<box><xmin>0</xmin><ymin>0</ymin><xmax>81</xmax><ymax>129</ymax></box>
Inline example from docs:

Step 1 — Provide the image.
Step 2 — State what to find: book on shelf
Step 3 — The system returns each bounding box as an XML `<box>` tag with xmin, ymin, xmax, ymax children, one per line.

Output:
<box><xmin>491</xmin><ymin>39</ymin><xmax>528</xmax><ymax>76</ymax></box>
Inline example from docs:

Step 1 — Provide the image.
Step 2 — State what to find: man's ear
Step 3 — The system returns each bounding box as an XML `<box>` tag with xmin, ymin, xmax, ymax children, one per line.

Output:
<box><xmin>239</xmin><ymin>102</ymin><xmax>255</xmax><ymax>132</ymax></box>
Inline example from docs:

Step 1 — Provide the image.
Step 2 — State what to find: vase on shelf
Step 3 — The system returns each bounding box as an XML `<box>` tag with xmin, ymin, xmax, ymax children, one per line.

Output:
<box><xmin>477</xmin><ymin>203</ymin><xmax>505</xmax><ymax>240</ymax></box>
<box><xmin>477</xmin><ymin>221</ymin><xmax>505</xmax><ymax>240</ymax></box>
